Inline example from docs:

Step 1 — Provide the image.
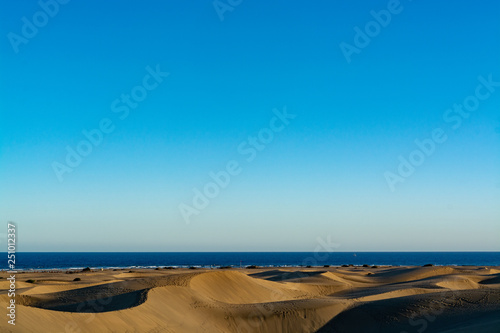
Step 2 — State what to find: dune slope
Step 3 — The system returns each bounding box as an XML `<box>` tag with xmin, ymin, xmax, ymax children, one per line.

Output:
<box><xmin>1</xmin><ymin>266</ymin><xmax>499</xmax><ymax>332</ymax></box>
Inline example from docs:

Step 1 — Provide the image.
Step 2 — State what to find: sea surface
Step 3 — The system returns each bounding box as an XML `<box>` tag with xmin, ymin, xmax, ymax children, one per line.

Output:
<box><xmin>2</xmin><ymin>252</ymin><xmax>500</xmax><ymax>270</ymax></box>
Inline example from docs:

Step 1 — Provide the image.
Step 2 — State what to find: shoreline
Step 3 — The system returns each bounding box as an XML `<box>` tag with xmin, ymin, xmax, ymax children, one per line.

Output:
<box><xmin>2</xmin><ymin>263</ymin><xmax>499</xmax><ymax>272</ymax></box>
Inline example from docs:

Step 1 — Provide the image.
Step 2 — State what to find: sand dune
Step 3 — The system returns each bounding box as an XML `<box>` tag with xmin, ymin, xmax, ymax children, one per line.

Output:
<box><xmin>1</xmin><ymin>266</ymin><xmax>499</xmax><ymax>332</ymax></box>
<box><xmin>318</xmin><ymin>289</ymin><xmax>500</xmax><ymax>333</ymax></box>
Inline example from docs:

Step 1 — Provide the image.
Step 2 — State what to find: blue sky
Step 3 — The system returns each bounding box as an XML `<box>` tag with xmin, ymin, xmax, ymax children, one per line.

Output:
<box><xmin>1</xmin><ymin>0</ymin><xmax>499</xmax><ymax>251</ymax></box>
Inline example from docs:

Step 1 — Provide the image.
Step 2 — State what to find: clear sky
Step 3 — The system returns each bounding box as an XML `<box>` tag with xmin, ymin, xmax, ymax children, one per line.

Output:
<box><xmin>1</xmin><ymin>0</ymin><xmax>499</xmax><ymax>252</ymax></box>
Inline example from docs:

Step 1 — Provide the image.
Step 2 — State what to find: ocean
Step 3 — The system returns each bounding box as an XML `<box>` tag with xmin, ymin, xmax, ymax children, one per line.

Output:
<box><xmin>2</xmin><ymin>252</ymin><xmax>500</xmax><ymax>270</ymax></box>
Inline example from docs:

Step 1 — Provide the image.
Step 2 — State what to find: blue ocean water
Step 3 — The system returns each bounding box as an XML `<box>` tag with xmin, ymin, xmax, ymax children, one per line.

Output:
<box><xmin>1</xmin><ymin>252</ymin><xmax>499</xmax><ymax>270</ymax></box>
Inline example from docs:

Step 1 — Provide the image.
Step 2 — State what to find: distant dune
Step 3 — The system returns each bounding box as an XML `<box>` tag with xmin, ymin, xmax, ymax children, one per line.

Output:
<box><xmin>1</xmin><ymin>266</ymin><xmax>499</xmax><ymax>332</ymax></box>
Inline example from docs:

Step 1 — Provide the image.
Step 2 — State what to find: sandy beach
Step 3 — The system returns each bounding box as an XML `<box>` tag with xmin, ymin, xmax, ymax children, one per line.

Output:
<box><xmin>1</xmin><ymin>265</ymin><xmax>499</xmax><ymax>332</ymax></box>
